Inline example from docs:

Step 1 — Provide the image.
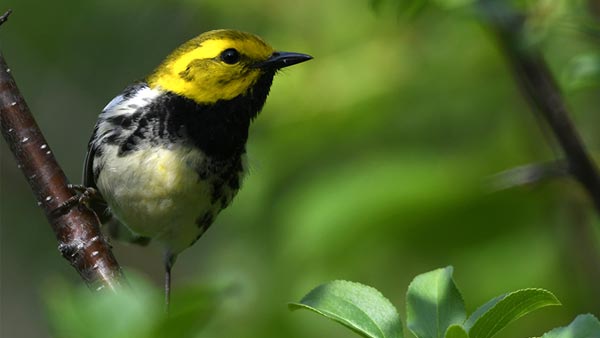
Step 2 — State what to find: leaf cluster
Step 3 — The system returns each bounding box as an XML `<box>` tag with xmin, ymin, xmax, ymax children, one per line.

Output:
<box><xmin>290</xmin><ymin>266</ymin><xmax>599</xmax><ymax>338</ymax></box>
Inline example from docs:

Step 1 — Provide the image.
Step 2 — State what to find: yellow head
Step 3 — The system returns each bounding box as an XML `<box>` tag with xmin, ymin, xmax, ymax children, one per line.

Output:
<box><xmin>147</xmin><ymin>29</ymin><xmax>312</xmax><ymax>104</ymax></box>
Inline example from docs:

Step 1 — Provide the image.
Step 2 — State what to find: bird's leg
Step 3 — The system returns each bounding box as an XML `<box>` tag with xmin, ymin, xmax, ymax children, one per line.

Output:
<box><xmin>164</xmin><ymin>251</ymin><xmax>177</xmax><ymax>313</ymax></box>
<box><xmin>51</xmin><ymin>184</ymin><xmax>98</xmax><ymax>216</ymax></box>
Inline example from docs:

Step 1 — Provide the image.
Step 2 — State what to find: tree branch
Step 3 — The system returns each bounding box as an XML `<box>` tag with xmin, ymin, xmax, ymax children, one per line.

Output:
<box><xmin>0</xmin><ymin>10</ymin><xmax>123</xmax><ymax>291</ymax></box>
<box><xmin>487</xmin><ymin>160</ymin><xmax>569</xmax><ymax>192</ymax></box>
<box><xmin>481</xmin><ymin>2</ymin><xmax>600</xmax><ymax>214</ymax></box>
<box><xmin>0</xmin><ymin>9</ymin><xmax>11</xmax><ymax>25</ymax></box>
<box><xmin>479</xmin><ymin>2</ymin><xmax>600</xmax><ymax>310</ymax></box>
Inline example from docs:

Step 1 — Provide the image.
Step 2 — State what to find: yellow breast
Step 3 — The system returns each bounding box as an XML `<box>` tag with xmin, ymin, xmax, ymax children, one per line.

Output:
<box><xmin>96</xmin><ymin>144</ymin><xmax>214</xmax><ymax>252</ymax></box>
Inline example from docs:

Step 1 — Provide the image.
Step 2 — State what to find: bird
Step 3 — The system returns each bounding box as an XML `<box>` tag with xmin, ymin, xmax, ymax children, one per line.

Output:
<box><xmin>82</xmin><ymin>29</ymin><xmax>312</xmax><ymax>306</ymax></box>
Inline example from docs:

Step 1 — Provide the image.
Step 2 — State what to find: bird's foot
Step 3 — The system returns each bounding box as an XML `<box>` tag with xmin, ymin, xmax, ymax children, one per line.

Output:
<box><xmin>51</xmin><ymin>185</ymin><xmax>98</xmax><ymax>217</ymax></box>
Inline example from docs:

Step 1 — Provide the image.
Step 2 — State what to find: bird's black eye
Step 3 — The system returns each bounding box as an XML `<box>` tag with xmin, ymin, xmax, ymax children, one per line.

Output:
<box><xmin>220</xmin><ymin>48</ymin><xmax>240</xmax><ymax>64</ymax></box>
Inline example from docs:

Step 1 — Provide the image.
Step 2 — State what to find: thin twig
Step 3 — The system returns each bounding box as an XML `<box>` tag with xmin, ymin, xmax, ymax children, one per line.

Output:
<box><xmin>481</xmin><ymin>2</ymin><xmax>600</xmax><ymax>214</ymax></box>
<box><xmin>0</xmin><ymin>9</ymin><xmax>12</xmax><ymax>26</ymax></box>
<box><xmin>488</xmin><ymin>161</ymin><xmax>569</xmax><ymax>192</ymax></box>
<box><xmin>479</xmin><ymin>1</ymin><xmax>600</xmax><ymax>311</ymax></box>
<box><xmin>0</xmin><ymin>15</ymin><xmax>123</xmax><ymax>291</ymax></box>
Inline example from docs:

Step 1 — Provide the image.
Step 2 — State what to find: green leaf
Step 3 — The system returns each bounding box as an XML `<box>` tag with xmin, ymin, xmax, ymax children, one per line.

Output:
<box><xmin>149</xmin><ymin>284</ymin><xmax>220</xmax><ymax>338</ymax></box>
<box><xmin>445</xmin><ymin>324</ymin><xmax>470</xmax><ymax>338</ymax></box>
<box><xmin>406</xmin><ymin>266</ymin><xmax>466</xmax><ymax>338</ymax></box>
<box><xmin>466</xmin><ymin>288</ymin><xmax>561</xmax><ymax>338</ymax></box>
<box><xmin>540</xmin><ymin>314</ymin><xmax>600</xmax><ymax>338</ymax></box>
<box><xmin>289</xmin><ymin>280</ymin><xmax>403</xmax><ymax>338</ymax></box>
<box><xmin>463</xmin><ymin>294</ymin><xmax>505</xmax><ymax>331</ymax></box>
<box><xmin>44</xmin><ymin>273</ymin><xmax>222</xmax><ymax>338</ymax></box>
<box><xmin>563</xmin><ymin>54</ymin><xmax>600</xmax><ymax>91</ymax></box>
<box><xmin>44</xmin><ymin>274</ymin><xmax>161</xmax><ymax>338</ymax></box>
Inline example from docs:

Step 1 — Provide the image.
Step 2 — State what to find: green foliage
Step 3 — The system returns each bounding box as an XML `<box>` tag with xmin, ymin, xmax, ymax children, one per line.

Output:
<box><xmin>445</xmin><ymin>325</ymin><xmax>470</xmax><ymax>338</ymax></box>
<box><xmin>372</xmin><ymin>0</ymin><xmax>599</xmax><ymax>56</ymax></box>
<box><xmin>406</xmin><ymin>267</ymin><xmax>466</xmax><ymax>338</ymax></box>
<box><xmin>465</xmin><ymin>289</ymin><xmax>561</xmax><ymax>338</ymax></box>
<box><xmin>563</xmin><ymin>53</ymin><xmax>600</xmax><ymax>91</ymax></box>
<box><xmin>3</xmin><ymin>0</ymin><xmax>600</xmax><ymax>337</ymax></box>
<box><xmin>370</xmin><ymin>0</ymin><xmax>475</xmax><ymax>13</ymax></box>
<box><xmin>370</xmin><ymin>0</ymin><xmax>427</xmax><ymax>17</ymax></box>
<box><xmin>540</xmin><ymin>314</ymin><xmax>600</xmax><ymax>338</ymax></box>
<box><xmin>42</xmin><ymin>267</ymin><xmax>595</xmax><ymax>338</ymax></box>
<box><xmin>292</xmin><ymin>267</ymin><xmax>577</xmax><ymax>338</ymax></box>
<box><xmin>44</xmin><ymin>274</ymin><xmax>219</xmax><ymax>338</ymax></box>
<box><xmin>289</xmin><ymin>280</ymin><xmax>403</xmax><ymax>338</ymax></box>
<box><xmin>44</xmin><ymin>276</ymin><xmax>160</xmax><ymax>338</ymax></box>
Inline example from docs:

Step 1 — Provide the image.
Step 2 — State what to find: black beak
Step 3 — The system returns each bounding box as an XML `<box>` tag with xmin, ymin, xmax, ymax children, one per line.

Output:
<box><xmin>255</xmin><ymin>51</ymin><xmax>313</xmax><ymax>69</ymax></box>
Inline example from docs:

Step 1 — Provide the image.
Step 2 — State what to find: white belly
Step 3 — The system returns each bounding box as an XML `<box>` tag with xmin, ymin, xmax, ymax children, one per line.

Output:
<box><xmin>96</xmin><ymin>144</ymin><xmax>223</xmax><ymax>252</ymax></box>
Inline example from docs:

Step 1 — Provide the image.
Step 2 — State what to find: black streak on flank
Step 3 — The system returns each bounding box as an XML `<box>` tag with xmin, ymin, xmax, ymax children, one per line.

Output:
<box><xmin>196</xmin><ymin>212</ymin><xmax>214</xmax><ymax>229</ymax></box>
<box><xmin>189</xmin><ymin>233</ymin><xmax>202</xmax><ymax>247</ymax></box>
<box><xmin>118</xmin><ymin>139</ymin><xmax>136</xmax><ymax>155</ymax></box>
<box><xmin>228</xmin><ymin>176</ymin><xmax>240</xmax><ymax>191</ymax></box>
<box><xmin>104</xmin><ymin>133</ymin><xmax>120</xmax><ymax>144</ymax></box>
<box><xmin>190</xmin><ymin>210</ymin><xmax>216</xmax><ymax>246</ymax></box>
<box><xmin>220</xmin><ymin>196</ymin><xmax>230</xmax><ymax>208</ymax></box>
<box><xmin>106</xmin><ymin>111</ymin><xmax>141</xmax><ymax>130</ymax></box>
<box><xmin>211</xmin><ymin>182</ymin><xmax>224</xmax><ymax>203</ymax></box>
<box><xmin>195</xmin><ymin>166</ymin><xmax>209</xmax><ymax>180</ymax></box>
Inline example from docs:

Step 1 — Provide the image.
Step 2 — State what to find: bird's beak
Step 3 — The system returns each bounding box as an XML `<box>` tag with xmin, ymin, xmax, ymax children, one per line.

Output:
<box><xmin>254</xmin><ymin>51</ymin><xmax>313</xmax><ymax>69</ymax></box>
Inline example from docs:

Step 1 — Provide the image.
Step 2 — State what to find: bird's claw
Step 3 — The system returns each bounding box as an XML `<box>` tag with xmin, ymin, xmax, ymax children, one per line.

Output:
<box><xmin>50</xmin><ymin>185</ymin><xmax>98</xmax><ymax>217</ymax></box>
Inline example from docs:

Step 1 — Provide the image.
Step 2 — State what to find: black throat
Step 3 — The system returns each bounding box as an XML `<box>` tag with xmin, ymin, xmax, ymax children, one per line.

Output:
<box><xmin>159</xmin><ymin>71</ymin><xmax>275</xmax><ymax>160</ymax></box>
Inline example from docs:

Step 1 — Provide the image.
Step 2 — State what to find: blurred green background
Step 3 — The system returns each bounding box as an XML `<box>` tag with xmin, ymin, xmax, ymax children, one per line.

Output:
<box><xmin>1</xmin><ymin>0</ymin><xmax>600</xmax><ymax>337</ymax></box>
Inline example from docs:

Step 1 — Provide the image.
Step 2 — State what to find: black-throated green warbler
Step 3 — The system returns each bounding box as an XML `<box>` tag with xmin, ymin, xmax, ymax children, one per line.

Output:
<box><xmin>83</xmin><ymin>29</ymin><xmax>312</xmax><ymax>303</ymax></box>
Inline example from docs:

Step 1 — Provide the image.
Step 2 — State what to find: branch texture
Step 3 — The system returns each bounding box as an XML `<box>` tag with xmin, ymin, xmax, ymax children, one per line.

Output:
<box><xmin>0</xmin><ymin>14</ymin><xmax>123</xmax><ymax>290</ymax></box>
<box><xmin>480</xmin><ymin>2</ymin><xmax>600</xmax><ymax>309</ymax></box>
<box><xmin>483</xmin><ymin>3</ymin><xmax>600</xmax><ymax>214</ymax></box>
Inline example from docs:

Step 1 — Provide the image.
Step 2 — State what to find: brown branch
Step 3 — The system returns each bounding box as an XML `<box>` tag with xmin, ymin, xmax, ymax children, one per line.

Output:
<box><xmin>479</xmin><ymin>2</ymin><xmax>600</xmax><ymax>311</ymax></box>
<box><xmin>0</xmin><ymin>10</ymin><xmax>124</xmax><ymax>291</ymax></box>
<box><xmin>481</xmin><ymin>3</ymin><xmax>600</xmax><ymax>214</ymax></box>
